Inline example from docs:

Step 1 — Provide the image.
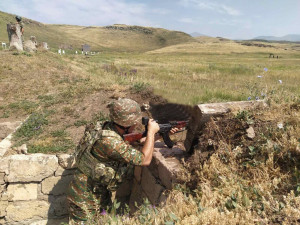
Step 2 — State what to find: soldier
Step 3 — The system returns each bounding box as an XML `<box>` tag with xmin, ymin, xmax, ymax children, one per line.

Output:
<box><xmin>67</xmin><ymin>98</ymin><xmax>164</xmax><ymax>224</ymax></box>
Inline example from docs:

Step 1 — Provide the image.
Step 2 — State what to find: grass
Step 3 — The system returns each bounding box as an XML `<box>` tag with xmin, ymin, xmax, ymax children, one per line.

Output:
<box><xmin>80</xmin><ymin>99</ymin><xmax>300</xmax><ymax>225</ymax></box>
<box><xmin>1</xmin><ymin>11</ymin><xmax>300</xmax><ymax>224</ymax></box>
<box><xmin>1</xmin><ymin>40</ymin><xmax>299</xmax><ymax>155</ymax></box>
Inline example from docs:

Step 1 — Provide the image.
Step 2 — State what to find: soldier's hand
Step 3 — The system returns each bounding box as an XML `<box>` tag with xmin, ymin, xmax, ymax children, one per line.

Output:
<box><xmin>148</xmin><ymin>119</ymin><xmax>160</xmax><ymax>134</ymax></box>
<box><xmin>170</xmin><ymin>127</ymin><xmax>179</xmax><ymax>134</ymax></box>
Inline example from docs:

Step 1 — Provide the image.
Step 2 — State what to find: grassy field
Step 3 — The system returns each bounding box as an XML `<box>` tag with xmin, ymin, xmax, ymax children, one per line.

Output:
<box><xmin>0</xmin><ymin>39</ymin><xmax>299</xmax><ymax>154</ymax></box>
<box><xmin>0</xmin><ymin>17</ymin><xmax>300</xmax><ymax>223</ymax></box>
<box><xmin>73</xmin><ymin>40</ymin><xmax>300</xmax><ymax>104</ymax></box>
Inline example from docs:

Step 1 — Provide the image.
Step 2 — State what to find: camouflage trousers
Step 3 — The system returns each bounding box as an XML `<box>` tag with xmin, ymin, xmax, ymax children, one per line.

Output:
<box><xmin>67</xmin><ymin>170</ymin><xmax>112</xmax><ymax>224</ymax></box>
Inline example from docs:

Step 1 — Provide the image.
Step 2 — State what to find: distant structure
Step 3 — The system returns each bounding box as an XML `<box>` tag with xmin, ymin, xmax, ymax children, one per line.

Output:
<box><xmin>7</xmin><ymin>23</ymin><xmax>23</xmax><ymax>51</ymax></box>
<box><xmin>1</xmin><ymin>42</ymin><xmax>6</xmax><ymax>49</ymax></box>
<box><xmin>39</xmin><ymin>42</ymin><xmax>49</xmax><ymax>50</ymax></box>
<box><xmin>24</xmin><ymin>36</ymin><xmax>38</xmax><ymax>52</ymax></box>
<box><xmin>82</xmin><ymin>44</ymin><xmax>90</xmax><ymax>54</ymax></box>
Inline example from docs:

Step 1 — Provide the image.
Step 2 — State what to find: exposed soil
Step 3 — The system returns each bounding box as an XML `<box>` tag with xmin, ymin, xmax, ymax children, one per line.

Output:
<box><xmin>1</xmin><ymin>87</ymin><xmax>168</xmax><ymax>155</ymax></box>
<box><xmin>185</xmin><ymin>104</ymin><xmax>300</xmax><ymax>190</ymax></box>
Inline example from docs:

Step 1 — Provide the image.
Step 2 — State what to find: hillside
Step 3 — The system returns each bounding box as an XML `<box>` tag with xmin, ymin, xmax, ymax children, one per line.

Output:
<box><xmin>0</xmin><ymin>10</ymin><xmax>194</xmax><ymax>52</ymax></box>
<box><xmin>253</xmin><ymin>34</ymin><xmax>300</xmax><ymax>42</ymax></box>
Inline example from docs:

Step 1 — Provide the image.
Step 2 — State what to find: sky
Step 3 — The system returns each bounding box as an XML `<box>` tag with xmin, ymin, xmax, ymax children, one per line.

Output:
<box><xmin>0</xmin><ymin>0</ymin><xmax>299</xmax><ymax>39</ymax></box>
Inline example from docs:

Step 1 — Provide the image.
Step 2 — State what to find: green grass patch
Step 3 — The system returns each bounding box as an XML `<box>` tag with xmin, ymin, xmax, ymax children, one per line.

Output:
<box><xmin>28</xmin><ymin>140</ymin><xmax>74</xmax><ymax>154</ymax></box>
<box><xmin>74</xmin><ymin>120</ymin><xmax>88</xmax><ymax>127</ymax></box>
<box><xmin>13</xmin><ymin>112</ymin><xmax>49</xmax><ymax>143</ymax></box>
<box><xmin>7</xmin><ymin>100</ymin><xmax>38</xmax><ymax>114</ymax></box>
<box><xmin>131</xmin><ymin>82</ymin><xmax>150</xmax><ymax>93</ymax></box>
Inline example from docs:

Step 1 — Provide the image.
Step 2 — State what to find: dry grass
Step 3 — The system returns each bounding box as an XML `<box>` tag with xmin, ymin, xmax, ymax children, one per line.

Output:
<box><xmin>86</xmin><ymin>101</ymin><xmax>300</xmax><ymax>225</ymax></box>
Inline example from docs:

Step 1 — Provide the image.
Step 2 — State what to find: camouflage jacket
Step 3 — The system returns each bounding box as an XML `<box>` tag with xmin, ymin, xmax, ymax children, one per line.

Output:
<box><xmin>76</xmin><ymin>121</ymin><xmax>144</xmax><ymax>191</ymax></box>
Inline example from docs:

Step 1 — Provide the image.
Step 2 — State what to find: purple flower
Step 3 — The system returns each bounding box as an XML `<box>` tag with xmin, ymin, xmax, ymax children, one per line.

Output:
<box><xmin>33</xmin><ymin>126</ymin><xmax>40</xmax><ymax>130</ymax></box>
<box><xmin>100</xmin><ymin>209</ymin><xmax>107</xmax><ymax>215</ymax></box>
<box><xmin>264</xmin><ymin>68</ymin><xmax>268</xmax><ymax>72</ymax></box>
<box><xmin>255</xmin><ymin>96</ymin><xmax>260</xmax><ymax>100</ymax></box>
<box><xmin>247</xmin><ymin>97</ymin><xmax>251</xmax><ymax>100</ymax></box>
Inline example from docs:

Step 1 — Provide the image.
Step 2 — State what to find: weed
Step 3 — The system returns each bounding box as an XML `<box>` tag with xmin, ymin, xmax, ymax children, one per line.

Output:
<box><xmin>51</xmin><ymin>129</ymin><xmax>67</xmax><ymax>138</ymax></box>
<box><xmin>131</xmin><ymin>82</ymin><xmax>149</xmax><ymax>93</ymax></box>
<box><xmin>22</xmin><ymin>52</ymin><xmax>33</xmax><ymax>57</ymax></box>
<box><xmin>63</xmin><ymin>106</ymin><xmax>74</xmax><ymax>116</ymax></box>
<box><xmin>38</xmin><ymin>95</ymin><xmax>60</xmax><ymax>107</ymax></box>
<box><xmin>28</xmin><ymin>140</ymin><xmax>73</xmax><ymax>153</ymax></box>
<box><xmin>74</xmin><ymin>120</ymin><xmax>88</xmax><ymax>127</ymax></box>
<box><xmin>7</xmin><ymin>100</ymin><xmax>38</xmax><ymax>114</ymax></box>
<box><xmin>14</xmin><ymin>112</ymin><xmax>48</xmax><ymax>141</ymax></box>
<box><xmin>236</xmin><ymin>110</ymin><xmax>254</xmax><ymax>125</ymax></box>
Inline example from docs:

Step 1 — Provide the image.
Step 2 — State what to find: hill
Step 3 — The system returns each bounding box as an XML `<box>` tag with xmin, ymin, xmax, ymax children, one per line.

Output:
<box><xmin>253</xmin><ymin>34</ymin><xmax>300</xmax><ymax>42</ymax></box>
<box><xmin>0</xmin><ymin>10</ymin><xmax>194</xmax><ymax>52</ymax></box>
<box><xmin>190</xmin><ymin>32</ymin><xmax>206</xmax><ymax>37</ymax></box>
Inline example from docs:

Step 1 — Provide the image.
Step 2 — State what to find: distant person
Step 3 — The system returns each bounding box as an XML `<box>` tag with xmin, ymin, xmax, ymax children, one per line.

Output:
<box><xmin>15</xmin><ymin>16</ymin><xmax>24</xmax><ymax>35</ymax></box>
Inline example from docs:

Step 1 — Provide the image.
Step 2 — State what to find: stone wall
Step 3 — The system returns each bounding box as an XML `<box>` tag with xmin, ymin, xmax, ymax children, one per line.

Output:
<box><xmin>0</xmin><ymin>153</ymin><xmax>76</xmax><ymax>225</ymax></box>
<box><xmin>0</xmin><ymin>144</ymin><xmax>184</xmax><ymax>225</ymax></box>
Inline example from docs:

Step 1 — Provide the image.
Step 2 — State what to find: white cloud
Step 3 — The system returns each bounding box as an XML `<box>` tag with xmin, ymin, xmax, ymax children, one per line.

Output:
<box><xmin>179</xmin><ymin>0</ymin><xmax>242</xmax><ymax>16</ymax></box>
<box><xmin>0</xmin><ymin>0</ymin><xmax>153</xmax><ymax>26</ymax></box>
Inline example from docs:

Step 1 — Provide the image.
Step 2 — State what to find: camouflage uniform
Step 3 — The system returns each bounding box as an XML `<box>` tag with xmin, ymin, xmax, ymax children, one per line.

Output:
<box><xmin>68</xmin><ymin>99</ymin><xmax>143</xmax><ymax>224</ymax></box>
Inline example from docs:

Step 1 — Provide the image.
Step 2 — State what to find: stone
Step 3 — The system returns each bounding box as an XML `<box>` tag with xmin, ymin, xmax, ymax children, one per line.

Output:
<box><xmin>0</xmin><ymin>217</ymin><xmax>6</xmax><ymax>225</ymax></box>
<box><xmin>24</xmin><ymin>39</ymin><xmax>37</xmax><ymax>52</ymax></box>
<box><xmin>0</xmin><ymin>157</ymin><xmax>9</xmax><ymax>174</ymax></box>
<box><xmin>39</xmin><ymin>42</ymin><xmax>49</xmax><ymax>50</ymax></box>
<box><xmin>29</xmin><ymin>217</ymin><xmax>68</xmax><ymax>225</ymax></box>
<box><xmin>6</xmin><ymin>201</ymin><xmax>49</xmax><ymax>222</ymax></box>
<box><xmin>152</xmin><ymin>145</ymin><xmax>185</xmax><ymax>189</ymax></box>
<box><xmin>54</xmin><ymin>167</ymin><xmax>76</xmax><ymax>176</ymax></box>
<box><xmin>134</xmin><ymin>166</ymin><xmax>142</xmax><ymax>183</ymax></box>
<box><xmin>41</xmin><ymin>175</ymin><xmax>73</xmax><ymax>195</ymax></box>
<box><xmin>14</xmin><ymin>144</ymin><xmax>27</xmax><ymax>154</ymax></box>
<box><xmin>0</xmin><ymin>173</ymin><xmax>5</xmax><ymax>185</ymax></box>
<box><xmin>57</xmin><ymin>154</ymin><xmax>76</xmax><ymax>169</ymax></box>
<box><xmin>0</xmin><ymin>121</ymin><xmax>23</xmax><ymax>157</ymax></box>
<box><xmin>184</xmin><ymin>100</ymin><xmax>267</xmax><ymax>152</ymax></box>
<box><xmin>0</xmin><ymin>200</ymin><xmax>8</xmax><ymax>217</ymax></box>
<box><xmin>48</xmin><ymin>195</ymin><xmax>69</xmax><ymax>217</ymax></box>
<box><xmin>116</xmin><ymin>179</ymin><xmax>133</xmax><ymax>198</ymax></box>
<box><xmin>0</xmin><ymin>135</ymin><xmax>13</xmax><ymax>157</ymax></box>
<box><xmin>129</xmin><ymin>179</ymin><xmax>148</xmax><ymax>213</ymax></box>
<box><xmin>6</xmin><ymin>154</ymin><xmax>58</xmax><ymax>182</ymax></box>
<box><xmin>0</xmin><ymin>184</ymin><xmax>6</xmax><ymax>194</ymax></box>
<box><xmin>246</xmin><ymin>126</ymin><xmax>255</xmax><ymax>139</ymax></box>
<box><xmin>7</xmin><ymin>23</ymin><xmax>23</xmax><ymax>51</ymax></box>
<box><xmin>6</xmin><ymin>183</ymin><xmax>38</xmax><ymax>201</ymax></box>
<box><xmin>141</xmin><ymin>167</ymin><xmax>164</xmax><ymax>205</ymax></box>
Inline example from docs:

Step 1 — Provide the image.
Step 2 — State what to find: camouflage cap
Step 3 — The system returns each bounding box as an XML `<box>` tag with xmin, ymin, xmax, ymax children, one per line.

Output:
<box><xmin>109</xmin><ymin>98</ymin><xmax>141</xmax><ymax>127</ymax></box>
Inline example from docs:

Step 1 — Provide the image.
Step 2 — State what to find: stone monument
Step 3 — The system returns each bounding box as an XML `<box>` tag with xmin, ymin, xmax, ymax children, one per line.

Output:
<box><xmin>7</xmin><ymin>23</ymin><xmax>23</xmax><ymax>51</ymax></box>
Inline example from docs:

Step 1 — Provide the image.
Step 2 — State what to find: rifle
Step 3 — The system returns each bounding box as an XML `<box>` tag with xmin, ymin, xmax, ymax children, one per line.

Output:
<box><xmin>123</xmin><ymin>117</ymin><xmax>188</xmax><ymax>148</ymax></box>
